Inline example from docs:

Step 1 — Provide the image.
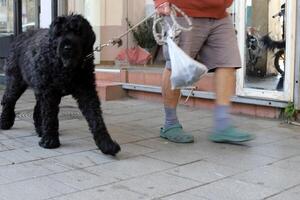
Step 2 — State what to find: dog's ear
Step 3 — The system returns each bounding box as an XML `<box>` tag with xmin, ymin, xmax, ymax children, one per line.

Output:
<box><xmin>49</xmin><ymin>16</ymin><xmax>66</xmax><ymax>39</ymax></box>
<box><xmin>86</xmin><ymin>25</ymin><xmax>96</xmax><ymax>51</ymax></box>
<box><xmin>76</xmin><ymin>15</ymin><xmax>96</xmax><ymax>52</ymax></box>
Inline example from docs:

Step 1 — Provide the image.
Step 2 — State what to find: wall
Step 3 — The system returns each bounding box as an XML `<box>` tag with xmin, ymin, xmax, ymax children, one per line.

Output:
<box><xmin>100</xmin><ymin>0</ymin><xmax>149</xmax><ymax>63</ymax></box>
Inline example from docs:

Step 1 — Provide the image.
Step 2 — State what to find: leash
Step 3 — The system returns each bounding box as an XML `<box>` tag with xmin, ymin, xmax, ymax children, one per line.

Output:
<box><xmin>85</xmin><ymin>4</ymin><xmax>193</xmax><ymax>60</ymax></box>
<box><xmin>84</xmin><ymin>12</ymin><xmax>157</xmax><ymax>60</ymax></box>
<box><xmin>85</xmin><ymin>4</ymin><xmax>195</xmax><ymax>103</ymax></box>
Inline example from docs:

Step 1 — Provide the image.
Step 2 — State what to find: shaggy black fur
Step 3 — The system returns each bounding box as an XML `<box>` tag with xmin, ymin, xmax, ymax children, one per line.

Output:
<box><xmin>0</xmin><ymin>15</ymin><xmax>120</xmax><ymax>156</ymax></box>
<box><xmin>261</xmin><ymin>35</ymin><xmax>285</xmax><ymax>51</ymax></box>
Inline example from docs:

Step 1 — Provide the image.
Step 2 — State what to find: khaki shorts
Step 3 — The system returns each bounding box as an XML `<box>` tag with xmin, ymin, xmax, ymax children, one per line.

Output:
<box><xmin>163</xmin><ymin>16</ymin><xmax>241</xmax><ymax>72</ymax></box>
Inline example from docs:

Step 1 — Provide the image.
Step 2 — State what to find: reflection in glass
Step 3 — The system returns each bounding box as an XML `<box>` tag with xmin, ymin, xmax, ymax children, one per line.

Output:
<box><xmin>245</xmin><ymin>0</ymin><xmax>286</xmax><ymax>91</ymax></box>
<box><xmin>0</xmin><ymin>0</ymin><xmax>14</xmax><ymax>35</ymax></box>
<box><xmin>0</xmin><ymin>0</ymin><xmax>14</xmax><ymax>73</ymax></box>
<box><xmin>22</xmin><ymin>0</ymin><xmax>37</xmax><ymax>31</ymax></box>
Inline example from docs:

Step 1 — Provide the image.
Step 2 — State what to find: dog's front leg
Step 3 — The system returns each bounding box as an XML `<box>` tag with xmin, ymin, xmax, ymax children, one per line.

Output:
<box><xmin>72</xmin><ymin>88</ymin><xmax>120</xmax><ymax>156</ymax></box>
<box><xmin>37</xmin><ymin>94</ymin><xmax>61</xmax><ymax>149</ymax></box>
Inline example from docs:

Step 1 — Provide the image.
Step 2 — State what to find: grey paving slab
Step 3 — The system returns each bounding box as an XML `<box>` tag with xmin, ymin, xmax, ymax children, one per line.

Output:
<box><xmin>267</xmin><ymin>185</ymin><xmax>300</xmax><ymax>200</ymax></box>
<box><xmin>0</xmin><ymin>157</ymin><xmax>11</xmax><ymax>166</ymax></box>
<box><xmin>58</xmin><ymin>119</ymin><xmax>88</xmax><ymax>131</ymax></box>
<box><xmin>107</xmin><ymin>111</ymin><xmax>162</xmax><ymax>124</ymax></box>
<box><xmin>112</xmin><ymin>172</ymin><xmax>200</xmax><ymax>199</ymax></box>
<box><xmin>145</xmin><ymin>148</ymin><xmax>208</xmax><ymax>165</ymax></box>
<box><xmin>0</xmin><ymin>160</ymin><xmax>68</xmax><ymax>185</ymax></box>
<box><xmin>250</xmin><ymin>137</ymin><xmax>300</xmax><ymax>159</ymax></box>
<box><xmin>116</xmin><ymin>126</ymin><xmax>158</xmax><ymax>139</ymax></box>
<box><xmin>0</xmin><ymin>136</ymin><xmax>40</xmax><ymax>150</ymax></box>
<box><xmin>0</xmin><ymin>177</ymin><xmax>76</xmax><ymax>200</ymax></box>
<box><xmin>107</xmin><ymin>131</ymin><xmax>145</xmax><ymax>144</ymax></box>
<box><xmin>167</xmin><ymin>160</ymin><xmax>243</xmax><ymax>184</ymax></box>
<box><xmin>129</xmin><ymin>117</ymin><xmax>164</xmax><ymax>129</ymax></box>
<box><xmin>1</xmin><ymin>122</ymin><xmax>35</xmax><ymax>138</ymax></box>
<box><xmin>52</xmin><ymin>150</ymin><xmax>116</xmax><ymax>169</ymax></box>
<box><xmin>86</xmin><ymin>156</ymin><xmax>176</xmax><ymax>180</ymax></box>
<box><xmin>270</xmin><ymin>155</ymin><xmax>300</xmax><ymax>172</ymax></box>
<box><xmin>160</xmin><ymin>192</ymin><xmax>209</xmax><ymax>200</ymax></box>
<box><xmin>1</xmin><ymin>89</ymin><xmax>300</xmax><ymax>200</ymax></box>
<box><xmin>135</xmin><ymin>138</ymin><xmax>196</xmax><ymax>151</ymax></box>
<box><xmin>28</xmin><ymin>158</ymin><xmax>74</xmax><ymax>172</ymax></box>
<box><xmin>205</xmin><ymin>149</ymin><xmax>277</xmax><ymax>170</ymax></box>
<box><xmin>233</xmin><ymin>165</ymin><xmax>300</xmax><ymax>191</ymax></box>
<box><xmin>177</xmin><ymin>107</ymin><xmax>213</xmax><ymax>119</ymax></box>
<box><xmin>0</xmin><ymin>149</ymin><xmax>42</xmax><ymax>164</ymax></box>
<box><xmin>114</xmin><ymin>143</ymin><xmax>157</xmax><ymax>159</ymax></box>
<box><xmin>180</xmin><ymin>118</ymin><xmax>214</xmax><ymax>132</ymax></box>
<box><xmin>53</xmin><ymin>138</ymin><xmax>97</xmax><ymax>154</ymax></box>
<box><xmin>49</xmin><ymin>169</ymin><xmax>118</xmax><ymax>190</ymax></box>
<box><xmin>186</xmin><ymin>178</ymin><xmax>278</xmax><ymax>200</ymax></box>
<box><xmin>245</xmin><ymin>129</ymin><xmax>295</xmax><ymax>147</ymax></box>
<box><xmin>59</xmin><ymin>129</ymin><xmax>91</xmax><ymax>141</ymax></box>
<box><xmin>51</xmin><ymin>185</ymin><xmax>147</xmax><ymax>200</ymax></box>
<box><xmin>0</xmin><ymin>133</ymin><xmax>10</xmax><ymax>140</ymax></box>
<box><xmin>19</xmin><ymin>146</ymin><xmax>62</xmax><ymax>159</ymax></box>
<box><xmin>232</xmin><ymin>116</ymin><xmax>281</xmax><ymax>130</ymax></box>
<box><xmin>0</xmin><ymin>143</ymin><xmax>9</xmax><ymax>152</ymax></box>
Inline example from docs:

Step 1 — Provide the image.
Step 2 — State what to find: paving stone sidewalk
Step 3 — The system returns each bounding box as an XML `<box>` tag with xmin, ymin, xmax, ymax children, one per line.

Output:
<box><xmin>1</xmin><ymin>89</ymin><xmax>300</xmax><ymax>200</ymax></box>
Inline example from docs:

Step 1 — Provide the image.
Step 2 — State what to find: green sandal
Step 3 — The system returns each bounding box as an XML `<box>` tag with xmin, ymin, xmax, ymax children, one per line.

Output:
<box><xmin>160</xmin><ymin>124</ymin><xmax>194</xmax><ymax>143</ymax></box>
<box><xmin>209</xmin><ymin>126</ymin><xmax>254</xmax><ymax>143</ymax></box>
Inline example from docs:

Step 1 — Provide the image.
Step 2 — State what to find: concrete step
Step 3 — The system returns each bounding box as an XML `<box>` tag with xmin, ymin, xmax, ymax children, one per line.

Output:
<box><xmin>96</xmin><ymin>81</ymin><xmax>127</xmax><ymax>101</ymax></box>
<box><xmin>94</xmin><ymin>67</ymin><xmax>283</xmax><ymax>118</ymax></box>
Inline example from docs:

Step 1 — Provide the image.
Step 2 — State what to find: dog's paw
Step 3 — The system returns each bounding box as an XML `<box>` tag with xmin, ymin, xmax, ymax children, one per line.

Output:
<box><xmin>0</xmin><ymin>120</ymin><xmax>14</xmax><ymax>130</ymax></box>
<box><xmin>39</xmin><ymin>135</ymin><xmax>60</xmax><ymax>149</ymax></box>
<box><xmin>0</xmin><ymin>113</ymin><xmax>15</xmax><ymax>130</ymax></box>
<box><xmin>96</xmin><ymin>136</ymin><xmax>121</xmax><ymax>156</ymax></box>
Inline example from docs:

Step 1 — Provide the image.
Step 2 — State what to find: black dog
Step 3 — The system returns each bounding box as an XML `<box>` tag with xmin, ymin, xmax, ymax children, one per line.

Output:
<box><xmin>0</xmin><ymin>15</ymin><xmax>120</xmax><ymax>156</ymax></box>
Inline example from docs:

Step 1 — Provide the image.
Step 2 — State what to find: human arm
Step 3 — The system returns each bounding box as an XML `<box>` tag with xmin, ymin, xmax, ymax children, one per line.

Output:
<box><xmin>154</xmin><ymin>0</ymin><xmax>171</xmax><ymax>15</ymax></box>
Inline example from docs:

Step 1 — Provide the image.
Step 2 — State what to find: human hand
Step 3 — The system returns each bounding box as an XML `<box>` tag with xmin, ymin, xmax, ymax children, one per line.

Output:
<box><xmin>156</xmin><ymin>2</ymin><xmax>171</xmax><ymax>16</ymax></box>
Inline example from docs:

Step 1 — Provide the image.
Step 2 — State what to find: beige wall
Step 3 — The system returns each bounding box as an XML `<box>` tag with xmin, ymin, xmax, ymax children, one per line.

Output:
<box><xmin>67</xmin><ymin>0</ymin><xmax>153</xmax><ymax>63</ymax></box>
<box><xmin>100</xmin><ymin>0</ymin><xmax>150</xmax><ymax>62</ymax></box>
<box><xmin>100</xmin><ymin>0</ymin><xmax>124</xmax><ymax>26</ymax></box>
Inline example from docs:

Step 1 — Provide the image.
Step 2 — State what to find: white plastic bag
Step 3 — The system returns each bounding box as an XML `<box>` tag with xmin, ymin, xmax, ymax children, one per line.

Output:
<box><xmin>167</xmin><ymin>37</ymin><xmax>208</xmax><ymax>90</ymax></box>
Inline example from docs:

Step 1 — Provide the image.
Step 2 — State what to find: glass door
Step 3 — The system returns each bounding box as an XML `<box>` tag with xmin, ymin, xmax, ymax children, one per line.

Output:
<box><xmin>22</xmin><ymin>0</ymin><xmax>38</xmax><ymax>31</ymax></box>
<box><xmin>0</xmin><ymin>0</ymin><xmax>40</xmax><ymax>74</ymax></box>
<box><xmin>0</xmin><ymin>0</ymin><xmax>14</xmax><ymax>73</ymax></box>
<box><xmin>235</xmin><ymin>0</ymin><xmax>296</xmax><ymax>101</ymax></box>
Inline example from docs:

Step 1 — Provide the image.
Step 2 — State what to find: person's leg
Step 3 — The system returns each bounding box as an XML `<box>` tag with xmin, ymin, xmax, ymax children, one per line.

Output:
<box><xmin>160</xmin><ymin>68</ymin><xmax>194</xmax><ymax>143</ymax></box>
<box><xmin>159</xmin><ymin>17</ymin><xmax>210</xmax><ymax>143</ymax></box>
<box><xmin>162</xmin><ymin>68</ymin><xmax>180</xmax><ymax>127</ymax></box>
<box><xmin>214</xmin><ymin>67</ymin><xmax>235</xmax><ymax>132</ymax></box>
<box><xmin>196</xmin><ymin>16</ymin><xmax>253</xmax><ymax>142</ymax></box>
<box><xmin>209</xmin><ymin>67</ymin><xmax>253</xmax><ymax>142</ymax></box>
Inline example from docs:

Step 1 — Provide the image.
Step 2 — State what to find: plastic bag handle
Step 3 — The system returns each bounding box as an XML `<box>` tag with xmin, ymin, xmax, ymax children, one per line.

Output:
<box><xmin>153</xmin><ymin>4</ymin><xmax>193</xmax><ymax>45</ymax></box>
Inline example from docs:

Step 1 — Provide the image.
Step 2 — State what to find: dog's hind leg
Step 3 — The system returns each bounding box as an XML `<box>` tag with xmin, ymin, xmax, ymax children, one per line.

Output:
<box><xmin>37</xmin><ymin>93</ymin><xmax>61</xmax><ymax>149</ymax></box>
<box><xmin>0</xmin><ymin>76</ymin><xmax>27</xmax><ymax>130</ymax></box>
<box><xmin>72</xmin><ymin>87</ymin><xmax>121</xmax><ymax>156</ymax></box>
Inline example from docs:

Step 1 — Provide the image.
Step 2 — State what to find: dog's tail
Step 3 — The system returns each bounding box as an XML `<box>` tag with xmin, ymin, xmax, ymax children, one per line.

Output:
<box><xmin>260</xmin><ymin>34</ymin><xmax>285</xmax><ymax>51</ymax></box>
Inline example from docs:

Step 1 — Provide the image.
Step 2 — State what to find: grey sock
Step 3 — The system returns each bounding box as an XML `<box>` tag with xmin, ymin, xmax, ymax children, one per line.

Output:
<box><xmin>164</xmin><ymin>107</ymin><xmax>179</xmax><ymax>129</ymax></box>
<box><xmin>214</xmin><ymin>105</ymin><xmax>231</xmax><ymax>132</ymax></box>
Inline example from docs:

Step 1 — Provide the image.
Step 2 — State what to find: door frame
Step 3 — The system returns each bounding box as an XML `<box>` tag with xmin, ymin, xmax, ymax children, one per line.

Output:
<box><xmin>235</xmin><ymin>0</ymin><xmax>296</xmax><ymax>102</ymax></box>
